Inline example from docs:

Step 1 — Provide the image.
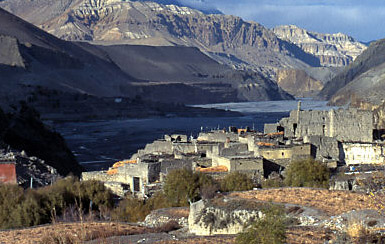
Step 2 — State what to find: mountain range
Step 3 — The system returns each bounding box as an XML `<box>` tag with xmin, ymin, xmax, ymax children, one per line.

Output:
<box><xmin>0</xmin><ymin>5</ymin><xmax>294</xmax><ymax>121</ymax></box>
<box><xmin>0</xmin><ymin>0</ymin><xmax>370</xmax><ymax>100</ymax></box>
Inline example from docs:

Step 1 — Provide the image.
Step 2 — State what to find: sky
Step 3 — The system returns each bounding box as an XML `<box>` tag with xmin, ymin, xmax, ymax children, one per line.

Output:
<box><xmin>179</xmin><ymin>0</ymin><xmax>385</xmax><ymax>42</ymax></box>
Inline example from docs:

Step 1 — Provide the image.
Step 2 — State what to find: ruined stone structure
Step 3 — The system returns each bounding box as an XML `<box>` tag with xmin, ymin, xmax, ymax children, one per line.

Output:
<box><xmin>265</xmin><ymin>105</ymin><xmax>374</xmax><ymax>143</ymax></box>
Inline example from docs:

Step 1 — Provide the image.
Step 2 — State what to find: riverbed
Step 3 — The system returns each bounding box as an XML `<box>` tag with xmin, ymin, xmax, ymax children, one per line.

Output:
<box><xmin>53</xmin><ymin>100</ymin><xmax>336</xmax><ymax>171</ymax></box>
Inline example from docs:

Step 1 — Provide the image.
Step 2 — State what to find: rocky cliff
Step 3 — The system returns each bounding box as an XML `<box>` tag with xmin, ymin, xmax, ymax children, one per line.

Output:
<box><xmin>319</xmin><ymin>38</ymin><xmax>385</xmax><ymax>106</ymax></box>
<box><xmin>0</xmin><ymin>105</ymin><xmax>82</xmax><ymax>176</ymax></box>
<box><xmin>276</xmin><ymin>69</ymin><xmax>324</xmax><ymax>97</ymax></box>
<box><xmin>273</xmin><ymin>25</ymin><xmax>367</xmax><ymax>67</ymax></box>
<box><xmin>0</xmin><ymin>0</ymin><xmax>320</xmax><ymax>74</ymax></box>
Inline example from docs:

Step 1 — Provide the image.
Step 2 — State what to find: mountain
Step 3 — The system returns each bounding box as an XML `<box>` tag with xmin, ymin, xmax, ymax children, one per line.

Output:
<box><xmin>0</xmin><ymin>0</ymin><xmax>320</xmax><ymax>75</ymax></box>
<box><xmin>0</xmin><ymin>6</ymin><xmax>293</xmax><ymax>117</ymax></box>
<box><xmin>318</xmin><ymin>38</ymin><xmax>385</xmax><ymax>106</ymax></box>
<box><xmin>273</xmin><ymin>25</ymin><xmax>367</xmax><ymax>67</ymax></box>
<box><xmin>275</xmin><ymin>66</ymin><xmax>341</xmax><ymax>97</ymax></box>
<box><xmin>0</xmin><ymin>6</ymin><xmax>139</xmax><ymax>102</ymax></box>
<box><xmin>130</xmin><ymin>0</ymin><xmax>222</xmax><ymax>14</ymax></box>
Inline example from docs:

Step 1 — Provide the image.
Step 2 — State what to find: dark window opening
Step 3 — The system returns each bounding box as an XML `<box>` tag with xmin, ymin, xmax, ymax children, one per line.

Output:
<box><xmin>293</xmin><ymin>123</ymin><xmax>297</xmax><ymax>135</ymax></box>
<box><xmin>133</xmin><ymin>177</ymin><xmax>140</xmax><ymax>192</ymax></box>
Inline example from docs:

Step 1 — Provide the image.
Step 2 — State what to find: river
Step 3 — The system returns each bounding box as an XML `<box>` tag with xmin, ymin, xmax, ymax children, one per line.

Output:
<box><xmin>53</xmin><ymin>99</ymin><xmax>337</xmax><ymax>171</ymax></box>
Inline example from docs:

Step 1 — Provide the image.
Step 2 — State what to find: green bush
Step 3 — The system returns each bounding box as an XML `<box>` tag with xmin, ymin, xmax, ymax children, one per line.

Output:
<box><xmin>111</xmin><ymin>196</ymin><xmax>149</xmax><ymax>222</ymax></box>
<box><xmin>236</xmin><ymin>205</ymin><xmax>287</xmax><ymax>244</ymax></box>
<box><xmin>163</xmin><ymin>168</ymin><xmax>217</xmax><ymax>206</ymax></box>
<box><xmin>261</xmin><ymin>178</ymin><xmax>285</xmax><ymax>189</ymax></box>
<box><xmin>0</xmin><ymin>177</ymin><xmax>114</xmax><ymax>229</ymax></box>
<box><xmin>220</xmin><ymin>172</ymin><xmax>254</xmax><ymax>192</ymax></box>
<box><xmin>284</xmin><ymin>158</ymin><xmax>330</xmax><ymax>188</ymax></box>
<box><xmin>112</xmin><ymin>192</ymin><xmax>173</xmax><ymax>222</ymax></box>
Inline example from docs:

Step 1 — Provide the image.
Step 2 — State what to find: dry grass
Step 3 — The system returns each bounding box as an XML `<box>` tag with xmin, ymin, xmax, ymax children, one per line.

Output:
<box><xmin>157</xmin><ymin>207</ymin><xmax>189</xmax><ymax>219</ymax></box>
<box><xmin>346</xmin><ymin>220</ymin><xmax>369</xmax><ymax>239</ymax></box>
<box><xmin>156</xmin><ymin>226</ymin><xmax>335</xmax><ymax>244</ymax></box>
<box><xmin>0</xmin><ymin>222</ymin><xmax>153</xmax><ymax>244</ymax></box>
<box><xmin>230</xmin><ymin>188</ymin><xmax>380</xmax><ymax>215</ymax></box>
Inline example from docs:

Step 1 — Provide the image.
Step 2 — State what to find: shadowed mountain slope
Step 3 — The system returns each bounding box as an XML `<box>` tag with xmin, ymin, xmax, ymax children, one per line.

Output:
<box><xmin>318</xmin><ymin>38</ymin><xmax>385</xmax><ymax>106</ymax></box>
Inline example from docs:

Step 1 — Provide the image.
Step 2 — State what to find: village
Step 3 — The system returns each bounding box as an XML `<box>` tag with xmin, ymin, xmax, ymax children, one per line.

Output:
<box><xmin>82</xmin><ymin>102</ymin><xmax>385</xmax><ymax>197</ymax></box>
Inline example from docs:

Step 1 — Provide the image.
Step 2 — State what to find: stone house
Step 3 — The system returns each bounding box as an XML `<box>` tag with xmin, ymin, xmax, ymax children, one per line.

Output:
<box><xmin>255</xmin><ymin>144</ymin><xmax>312</xmax><ymax>167</ymax></box>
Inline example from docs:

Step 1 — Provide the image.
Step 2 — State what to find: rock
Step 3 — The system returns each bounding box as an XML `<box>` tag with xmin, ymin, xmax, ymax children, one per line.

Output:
<box><xmin>142</xmin><ymin>207</ymin><xmax>189</xmax><ymax>228</ymax></box>
<box><xmin>318</xmin><ymin>38</ymin><xmax>385</xmax><ymax>107</ymax></box>
<box><xmin>188</xmin><ymin>199</ymin><xmax>264</xmax><ymax>236</ymax></box>
<box><xmin>276</xmin><ymin>69</ymin><xmax>324</xmax><ymax>97</ymax></box>
<box><xmin>273</xmin><ymin>25</ymin><xmax>367</xmax><ymax>67</ymax></box>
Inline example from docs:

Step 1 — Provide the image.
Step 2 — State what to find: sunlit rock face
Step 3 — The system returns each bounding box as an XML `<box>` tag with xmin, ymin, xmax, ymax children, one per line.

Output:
<box><xmin>273</xmin><ymin>25</ymin><xmax>367</xmax><ymax>67</ymax></box>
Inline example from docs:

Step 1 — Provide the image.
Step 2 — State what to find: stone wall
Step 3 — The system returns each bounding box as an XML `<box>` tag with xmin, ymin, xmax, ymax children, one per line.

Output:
<box><xmin>198</xmin><ymin>131</ymin><xmax>239</xmax><ymax>143</ymax></box>
<box><xmin>132</xmin><ymin>140</ymin><xmax>173</xmax><ymax>159</ymax></box>
<box><xmin>278</xmin><ymin>108</ymin><xmax>373</xmax><ymax>142</ymax></box>
<box><xmin>212</xmin><ymin>155</ymin><xmax>263</xmax><ymax>175</ymax></box>
<box><xmin>264</xmin><ymin>123</ymin><xmax>280</xmax><ymax>134</ymax></box>
<box><xmin>342</xmin><ymin>143</ymin><xmax>385</xmax><ymax>165</ymax></box>
<box><xmin>220</xmin><ymin>143</ymin><xmax>249</xmax><ymax>157</ymax></box>
<box><xmin>304</xmin><ymin>135</ymin><xmax>340</xmax><ymax>161</ymax></box>
<box><xmin>82</xmin><ymin>171</ymin><xmax>121</xmax><ymax>182</ymax></box>
<box><xmin>256</xmin><ymin>144</ymin><xmax>312</xmax><ymax>161</ymax></box>
<box><xmin>173</xmin><ymin>143</ymin><xmax>196</xmax><ymax>154</ymax></box>
<box><xmin>160</xmin><ymin>158</ymin><xmax>193</xmax><ymax>174</ymax></box>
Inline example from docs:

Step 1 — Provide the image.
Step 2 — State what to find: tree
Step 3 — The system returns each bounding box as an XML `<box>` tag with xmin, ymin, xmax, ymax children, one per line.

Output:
<box><xmin>163</xmin><ymin>168</ymin><xmax>217</xmax><ymax>206</ymax></box>
<box><xmin>220</xmin><ymin>171</ymin><xmax>254</xmax><ymax>192</ymax></box>
<box><xmin>284</xmin><ymin>158</ymin><xmax>330</xmax><ymax>188</ymax></box>
<box><xmin>236</xmin><ymin>205</ymin><xmax>287</xmax><ymax>244</ymax></box>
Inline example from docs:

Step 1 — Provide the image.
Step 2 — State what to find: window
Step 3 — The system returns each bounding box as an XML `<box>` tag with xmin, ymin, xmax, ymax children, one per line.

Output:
<box><xmin>133</xmin><ymin>177</ymin><xmax>140</xmax><ymax>192</ymax></box>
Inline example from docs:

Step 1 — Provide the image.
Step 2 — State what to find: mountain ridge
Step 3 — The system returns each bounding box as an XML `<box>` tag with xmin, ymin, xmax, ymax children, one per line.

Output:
<box><xmin>273</xmin><ymin>25</ymin><xmax>367</xmax><ymax>67</ymax></box>
<box><xmin>0</xmin><ymin>0</ymin><xmax>321</xmax><ymax>75</ymax></box>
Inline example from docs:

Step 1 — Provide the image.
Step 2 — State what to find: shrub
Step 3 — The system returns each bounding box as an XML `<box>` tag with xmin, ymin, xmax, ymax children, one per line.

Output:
<box><xmin>284</xmin><ymin>158</ymin><xmax>330</xmax><ymax>188</ymax></box>
<box><xmin>261</xmin><ymin>178</ymin><xmax>285</xmax><ymax>188</ymax></box>
<box><xmin>111</xmin><ymin>196</ymin><xmax>150</xmax><ymax>222</ymax></box>
<box><xmin>163</xmin><ymin>168</ymin><xmax>217</xmax><ymax>206</ymax></box>
<box><xmin>236</xmin><ymin>204</ymin><xmax>287</xmax><ymax>244</ymax></box>
<box><xmin>220</xmin><ymin>172</ymin><xmax>254</xmax><ymax>192</ymax></box>
<box><xmin>0</xmin><ymin>177</ymin><xmax>115</xmax><ymax>229</ymax></box>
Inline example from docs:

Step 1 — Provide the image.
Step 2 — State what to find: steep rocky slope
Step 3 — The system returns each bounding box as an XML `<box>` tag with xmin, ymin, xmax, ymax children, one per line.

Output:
<box><xmin>0</xmin><ymin>7</ymin><xmax>138</xmax><ymax>101</ymax></box>
<box><xmin>0</xmin><ymin>7</ymin><xmax>293</xmax><ymax>114</ymax></box>
<box><xmin>0</xmin><ymin>105</ymin><xmax>82</xmax><ymax>176</ymax></box>
<box><xmin>275</xmin><ymin>66</ymin><xmax>341</xmax><ymax>97</ymax></box>
<box><xmin>276</xmin><ymin>69</ymin><xmax>324</xmax><ymax>97</ymax></box>
<box><xmin>318</xmin><ymin>38</ymin><xmax>385</xmax><ymax>104</ymax></box>
<box><xmin>273</xmin><ymin>25</ymin><xmax>367</xmax><ymax>67</ymax></box>
<box><xmin>0</xmin><ymin>0</ymin><xmax>320</xmax><ymax>74</ymax></box>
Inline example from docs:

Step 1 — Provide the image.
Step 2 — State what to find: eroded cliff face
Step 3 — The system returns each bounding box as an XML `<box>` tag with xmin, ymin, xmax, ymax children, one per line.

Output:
<box><xmin>1</xmin><ymin>0</ymin><xmax>320</xmax><ymax>74</ymax></box>
<box><xmin>276</xmin><ymin>69</ymin><xmax>324</xmax><ymax>97</ymax></box>
<box><xmin>273</xmin><ymin>25</ymin><xmax>367</xmax><ymax>67</ymax></box>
